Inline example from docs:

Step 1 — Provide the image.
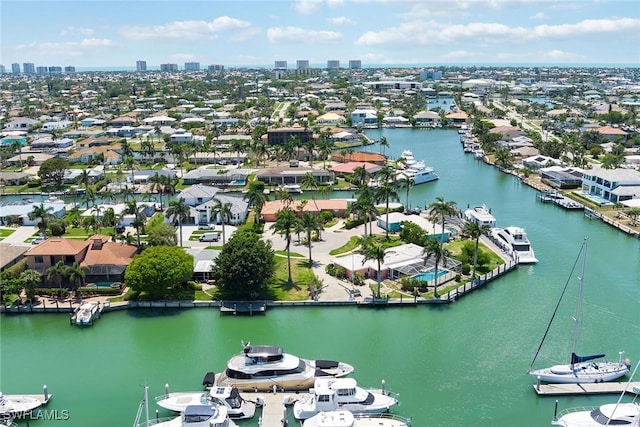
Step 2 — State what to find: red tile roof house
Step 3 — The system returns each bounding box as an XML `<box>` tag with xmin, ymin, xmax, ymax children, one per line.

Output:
<box><xmin>25</xmin><ymin>235</ymin><xmax>137</xmax><ymax>286</ymax></box>
<box><xmin>260</xmin><ymin>199</ymin><xmax>348</xmax><ymax>223</ymax></box>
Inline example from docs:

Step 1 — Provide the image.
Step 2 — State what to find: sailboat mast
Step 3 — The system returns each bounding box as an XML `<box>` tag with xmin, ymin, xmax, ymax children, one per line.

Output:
<box><xmin>570</xmin><ymin>237</ymin><xmax>588</xmax><ymax>369</ymax></box>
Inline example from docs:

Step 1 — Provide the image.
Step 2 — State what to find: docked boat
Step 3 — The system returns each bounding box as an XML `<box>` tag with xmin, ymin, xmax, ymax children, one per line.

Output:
<box><xmin>0</xmin><ymin>392</ymin><xmax>43</xmax><ymax>417</ymax></box>
<box><xmin>490</xmin><ymin>226</ymin><xmax>538</xmax><ymax>264</ymax></box>
<box><xmin>72</xmin><ymin>301</ymin><xmax>100</xmax><ymax>326</ymax></box>
<box><xmin>303</xmin><ymin>411</ymin><xmax>411</xmax><ymax>427</ymax></box>
<box><xmin>283</xmin><ymin>184</ymin><xmax>303</xmax><ymax>194</ymax></box>
<box><xmin>528</xmin><ymin>238</ymin><xmax>631</xmax><ymax>384</ymax></box>
<box><xmin>293</xmin><ymin>378</ymin><xmax>398</xmax><ymax>420</ymax></box>
<box><xmin>145</xmin><ymin>405</ymin><xmax>237</xmax><ymax>427</ymax></box>
<box><xmin>0</xmin><ymin>413</ymin><xmax>17</xmax><ymax>427</ymax></box>
<box><xmin>207</xmin><ymin>344</ymin><xmax>354</xmax><ymax>392</ymax></box>
<box><xmin>397</xmin><ymin>150</ymin><xmax>438</xmax><ymax>185</ymax></box>
<box><xmin>155</xmin><ymin>386</ymin><xmax>256</xmax><ymax>419</ymax></box>
<box><xmin>463</xmin><ymin>205</ymin><xmax>496</xmax><ymax>228</ymax></box>
<box><xmin>552</xmin><ymin>402</ymin><xmax>640</xmax><ymax>427</ymax></box>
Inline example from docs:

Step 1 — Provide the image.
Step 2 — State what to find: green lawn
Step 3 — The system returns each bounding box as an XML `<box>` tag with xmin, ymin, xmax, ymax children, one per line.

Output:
<box><xmin>269</xmin><ymin>257</ymin><xmax>315</xmax><ymax>300</ymax></box>
<box><xmin>329</xmin><ymin>236</ymin><xmax>360</xmax><ymax>255</ymax></box>
<box><xmin>0</xmin><ymin>228</ymin><xmax>15</xmax><ymax>238</ymax></box>
<box><xmin>274</xmin><ymin>250</ymin><xmax>305</xmax><ymax>258</ymax></box>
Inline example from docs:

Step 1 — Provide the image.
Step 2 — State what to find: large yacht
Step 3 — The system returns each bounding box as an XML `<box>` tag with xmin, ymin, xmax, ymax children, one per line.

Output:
<box><xmin>207</xmin><ymin>344</ymin><xmax>354</xmax><ymax>392</ymax></box>
<box><xmin>397</xmin><ymin>150</ymin><xmax>439</xmax><ymax>185</ymax></box>
<box><xmin>293</xmin><ymin>377</ymin><xmax>398</xmax><ymax>420</ymax></box>
<box><xmin>490</xmin><ymin>226</ymin><xmax>538</xmax><ymax>264</ymax></box>
<box><xmin>463</xmin><ymin>205</ymin><xmax>496</xmax><ymax>228</ymax></box>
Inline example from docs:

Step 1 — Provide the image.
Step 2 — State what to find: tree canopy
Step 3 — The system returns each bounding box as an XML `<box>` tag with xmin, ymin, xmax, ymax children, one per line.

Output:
<box><xmin>211</xmin><ymin>230</ymin><xmax>275</xmax><ymax>300</ymax></box>
<box><xmin>124</xmin><ymin>246</ymin><xmax>193</xmax><ymax>299</ymax></box>
<box><xmin>38</xmin><ymin>157</ymin><xmax>69</xmax><ymax>187</ymax></box>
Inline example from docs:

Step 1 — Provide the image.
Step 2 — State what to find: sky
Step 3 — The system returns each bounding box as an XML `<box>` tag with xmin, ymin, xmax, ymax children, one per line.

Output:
<box><xmin>1</xmin><ymin>0</ymin><xmax>639</xmax><ymax>69</ymax></box>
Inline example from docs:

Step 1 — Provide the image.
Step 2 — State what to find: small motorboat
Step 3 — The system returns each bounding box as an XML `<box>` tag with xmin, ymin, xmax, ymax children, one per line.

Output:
<box><xmin>148</xmin><ymin>405</ymin><xmax>237</xmax><ymax>427</ymax></box>
<box><xmin>0</xmin><ymin>392</ymin><xmax>43</xmax><ymax>417</ymax></box>
<box><xmin>155</xmin><ymin>386</ymin><xmax>257</xmax><ymax>419</ymax></box>
<box><xmin>303</xmin><ymin>411</ymin><xmax>411</xmax><ymax>427</ymax></box>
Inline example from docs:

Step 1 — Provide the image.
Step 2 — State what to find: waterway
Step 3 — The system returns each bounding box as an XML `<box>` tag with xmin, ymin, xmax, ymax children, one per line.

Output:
<box><xmin>2</xmin><ymin>128</ymin><xmax>639</xmax><ymax>427</ymax></box>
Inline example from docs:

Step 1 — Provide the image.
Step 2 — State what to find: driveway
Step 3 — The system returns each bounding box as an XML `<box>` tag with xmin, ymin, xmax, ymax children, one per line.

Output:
<box><xmin>1</xmin><ymin>225</ymin><xmax>39</xmax><ymax>246</ymax></box>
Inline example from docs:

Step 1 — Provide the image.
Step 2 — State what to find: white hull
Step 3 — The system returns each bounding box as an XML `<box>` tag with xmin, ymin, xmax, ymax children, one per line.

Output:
<box><xmin>398</xmin><ymin>149</ymin><xmax>439</xmax><ymax>185</ymax></box>
<box><xmin>155</xmin><ymin>390</ymin><xmax>256</xmax><ymax>419</ymax></box>
<box><xmin>303</xmin><ymin>411</ymin><xmax>410</xmax><ymax>427</ymax></box>
<box><xmin>552</xmin><ymin>402</ymin><xmax>640</xmax><ymax>426</ymax></box>
<box><xmin>529</xmin><ymin>361</ymin><xmax>630</xmax><ymax>384</ymax></box>
<box><xmin>294</xmin><ymin>389</ymin><xmax>397</xmax><ymax>420</ymax></box>
<box><xmin>146</xmin><ymin>405</ymin><xmax>237</xmax><ymax>427</ymax></box>
<box><xmin>0</xmin><ymin>394</ymin><xmax>43</xmax><ymax>417</ymax></box>
<box><xmin>490</xmin><ymin>226</ymin><xmax>538</xmax><ymax>264</ymax></box>
<box><xmin>74</xmin><ymin>302</ymin><xmax>99</xmax><ymax>325</ymax></box>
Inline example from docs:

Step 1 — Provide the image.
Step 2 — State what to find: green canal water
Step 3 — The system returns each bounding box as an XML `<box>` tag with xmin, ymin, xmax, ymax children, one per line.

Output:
<box><xmin>2</xmin><ymin>129</ymin><xmax>639</xmax><ymax>426</ymax></box>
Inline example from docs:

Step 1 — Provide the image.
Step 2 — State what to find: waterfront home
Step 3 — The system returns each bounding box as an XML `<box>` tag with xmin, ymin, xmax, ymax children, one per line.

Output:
<box><xmin>7</xmin><ymin>152</ymin><xmax>54</xmax><ymax>167</ymax></box>
<box><xmin>0</xmin><ymin>199</ymin><xmax>66</xmax><ymax>226</ymax></box>
<box><xmin>177</xmin><ymin>184</ymin><xmax>221</xmax><ymax>206</ymax></box>
<box><xmin>25</xmin><ymin>235</ymin><xmax>137</xmax><ymax>284</ymax></box>
<box><xmin>182</xmin><ymin>168</ymin><xmax>251</xmax><ymax>185</ymax></box>
<box><xmin>185</xmin><ymin>248</ymin><xmax>220</xmax><ymax>282</ymax></box>
<box><xmin>581</xmin><ymin>166</ymin><xmax>640</xmax><ymax>204</ymax></box>
<box><xmin>521</xmin><ymin>155</ymin><xmax>557</xmax><ymax>171</ymax></box>
<box><xmin>413</xmin><ymin>110</ymin><xmax>441</xmax><ymax>127</ymax></box>
<box><xmin>331</xmin><ymin>162</ymin><xmax>382</xmax><ymax>176</ymax></box>
<box><xmin>377</xmin><ymin>212</ymin><xmax>452</xmax><ymax>242</ymax></box>
<box><xmin>331</xmin><ymin>242</ymin><xmax>426</xmax><ymax>281</ymax></box>
<box><xmin>127</xmin><ymin>169</ymin><xmax>177</xmax><ymax>185</ymax></box>
<box><xmin>4</xmin><ymin>117</ymin><xmax>38</xmax><ymax>130</ymax></box>
<box><xmin>331</xmin><ymin>151</ymin><xmax>386</xmax><ymax>165</ymax></box>
<box><xmin>68</xmin><ymin>146</ymin><xmax>122</xmax><ymax>165</ymax></box>
<box><xmin>195</xmin><ymin>195</ymin><xmax>248</xmax><ymax>225</ymax></box>
<box><xmin>445</xmin><ymin>111</ymin><xmax>470</xmax><ymax>126</ymax></box>
<box><xmin>0</xmin><ymin>243</ymin><xmax>29</xmax><ymax>272</ymax></box>
<box><xmin>316</xmin><ymin>112</ymin><xmax>346</xmax><ymax>126</ymax></box>
<box><xmin>0</xmin><ymin>171</ymin><xmax>30</xmax><ymax>186</ymax></box>
<box><xmin>260</xmin><ymin>199</ymin><xmax>348</xmax><ymax>222</ymax></box>
<box><xmin>256</xmin><ymin>167</ymin><xmax>334</xmax><ymax>186</ymax></box>
<box><xmin>539</xmin><ymin>166</ymin><xmax>584</xmax><ymax>189</ymax></box>
<box><xmin>350</xmin><ymin>109</ymin><xmax>378</xmax><ymax>127</ymax></box>
<box><xmin>0</xmin><ymin>130</ymin><xmax>28</xmax><ymax>146</ymax></box>
<box><xmin>595</xmin><ymin>125</ymin><xmax>629</xmax><ymax>141</ymax></box>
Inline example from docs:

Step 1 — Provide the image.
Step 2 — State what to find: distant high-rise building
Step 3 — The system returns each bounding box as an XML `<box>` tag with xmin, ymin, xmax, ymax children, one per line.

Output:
<box><xmin>327</xmin><ymin>60</ymin><xmax>340</xmax><ymax>70</ymax></box>
<box><xmin>420</xmin><ymin>69</ymin><xmax>442</xmax><ymax>80</ymax></box>
<box><xmin>11</xmin><ymin>63</ymin><xmax>20</xmax><ymax>74</ymax></box>
<box><xmin>296</xmin><ymin>60</ymin><xmax>309</xmax><ymax>69</ymax></box>
<box><xmin>274</xmin><ymin>60</ymin><xmax>287</xmax><ymax>69</ymax></box>
<box><xmin>136</xmin><ymin>60</ymin><xmax>147</xmax><ymax>72</ymax></box>
<box><xmin>23</xmin><ymin>63</ymin><xmax>35</xmax><ymax>74</ymax></box>
<box><xmin>184</xmin><ymin>62</ymin><xmax>200</xmax><ymax>71</ymax></box>
<box><xmin>36</xmin><ymin>66</ymin><xmax>48</xmax><ymax>74</ymax></box>
<box><xmin>64</xmin><ymin>66</ymin><xmax>76</xmax><ymax>73</ymax></box>
<box><xmin>48</xmin><ymin>66</ymin><xmax>62</xmax><ymax>74</ymax></box>
<box><xmin>160</xmin><ymin>63</ymin><xmax>178</xmax><ymax>72</ymax></box>
<box><xmin>348</xmin><ymin>60</ymin><xmax>362</xmax><ymax>70</ymax></box>
<box><xmin>208</xmin><ymin>64</ymin><xmax>224</xmax><ymax>72</ymax></box>
<box><xmin>0</xmin><ymin>65</ymin><xmax>5</xmax><ymax>74</ymax></box>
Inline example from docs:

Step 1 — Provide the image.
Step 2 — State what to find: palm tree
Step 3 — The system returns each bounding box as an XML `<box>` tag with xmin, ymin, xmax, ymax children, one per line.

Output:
<box><xmin>148</xmin><ymin>172</ymin><xmax>165</xmax><ymax>208</ymax></box>
<box><xmin>462</xmin><ymin>221</ymin><xmax>491</xmax><ymax>282</ymax></box>
<box><xmin>47</xmin><ymin>260</ymin><xmax>67</xmax><ymax>289</ymax></box>
<box><xmin>166</xmin><ymin>198</ymin><xmax>190</xmax><ymax>247</ymax></box>
<box><xmin>10</xmin><ymin>141</ymin><xmax>23</xmax><ymax>171</ymax></box>
<box><xmin>20</xmin><ymin>269</ymin><xmax>41</xmax><ymax>301</ymax></box>
<box><xmin>378</xmin><ymin>136</ymin><xmax>389</xmax><ymax>156</ymax></box>
<box><xmin>270</xmin><ymin>206</ymin><xmax>297</xmax><ymax>285</ymax></box>
<box><xmin>428</xmin><ymin>196</ymin><xmax>458</xmax><ymax>239</ymax></box>
<box><xmin>399</xmin><ymin>175</ymin><xmax>415</xmax><ymax>213</ymax></box>
<box><xmin>300</xmin><ymin>172</ymin><xmax>318</xmax><ymax>192</ymax></box>
<box><xmin>359</xmin><ymin>236</ymin><xmax>386</xmax><ymax>299</ymax></box>
<box><xmin>243</xmin><ymin>180</ymin><xmax>268</xmax><ymax>224</ymax></box>
<box><xmin>124</xmin><ymin>201</ymin><xmax>146</xmax><ymax>248</ymax></box>
<box><xmin>101</xmin><ymin>207</ymin><xmax>118</xmax><ymax>229</ymax></box>
<box><xmin>65</xmin><ymin>262</ymin><xmax>87</xmax><ymax>292</ymax></box>
<box><xmin>120</xmin><ymin>186</ymin><xmax>134</xmax><ymax>203</ymax></box>
<box><xmin>213</xmin><ymin>198</ymin><xmax>233</xmax><ymax>245</ymax></box>
<box><xmin>300</xmin><ymin>212</ymin><xmax>321</xmax><ymax>264</ymax></box>
<box><xmin>352</xmin><ymin>166</ymin><xmax>370</xmax><ymax>187</ymax></box>
<box><xmin>424</xmin><ymin>238</ymin><xmax>449</xmax><ymax>298</ymax></box>
<box><xmin>28</xmin><ymin>203</ymin><xmax>54</xmax><ymax>237</ymax></box>
<box><xmin>375</xmin><ymin>166</ymin><xmax>400</xmax><ymax>239</ymax></box>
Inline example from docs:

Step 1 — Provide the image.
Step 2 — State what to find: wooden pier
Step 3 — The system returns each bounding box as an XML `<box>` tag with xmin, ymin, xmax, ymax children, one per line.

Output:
<box><xmin>220</xmin><ymin>301</ymin><xmax>266</xmax><ymax>315</ymax></box>
<box><xmin>534</xmin><ymin>381</ymin><xmax>640</xmax><ymax>396</ymax></box>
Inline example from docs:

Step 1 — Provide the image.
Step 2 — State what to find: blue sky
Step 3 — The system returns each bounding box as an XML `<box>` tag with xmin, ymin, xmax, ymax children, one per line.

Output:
<box><xmin>2</xmin><ymin>0</ymin><xmax>639</xmax><ymax>69</ymax></box>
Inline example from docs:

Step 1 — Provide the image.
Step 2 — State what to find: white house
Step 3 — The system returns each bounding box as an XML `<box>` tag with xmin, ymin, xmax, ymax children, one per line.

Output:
<box><xmin>581</xmin><ymin>166</ymin><xmax>640</xmax><ymax>204</ymax></box>
<box><xmin>177</xmin><ymin>184</ymin><xmax>221</xmax><ymax>207</ymax></box>
<box><xmin>195</xmin><ymin>195</ymin><xmax>248</xmax><ymax>225</ymax></box>
<box><xmin>350</xmin><ymin>109</ymin><xmax>378</xmax><ymax>127</ymax></box>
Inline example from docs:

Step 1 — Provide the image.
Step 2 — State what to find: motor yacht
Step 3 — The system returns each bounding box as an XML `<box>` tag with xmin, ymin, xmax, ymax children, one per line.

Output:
<box><xmin>398</xmin><ymin>150</ymin><xmax>438</xmax><ymax>185</ymax></box>
<box><xmin>303</xmin><ymin>411</ymin><xmax>411</xmax><ymax>427</ymax></box>
<box><xmin>552</xmin><ymin>401</ymin><xmax>639</xmax><ymax>426</ymax></box>
<box><xmin>207</xmin><ymin>344</ymin><xmax>354</xmax><ymax>392</ymax></box>
<box><xmin>73</xmin><ymin>302</ymin><xmax>100</xmax><ymax>326</ymax></box>
<box><xmin>147</xmin><ymin>405</ymin><xmax>237</xmax><ymax>427</ymax></box>
<box><xmin>0</xmin><ymin>392</ymin><xmax>43</xmax><ymax>417</ymax></box>
<box><xmin>490</xmin><ymin>226</ymin><xmax>538</xmax><ymax>263</ymax></box>
<box><xmin>293</xmin><ymin>378</ymin><xmax>398</xmax><ymax>420</ymax></box>
<box><xmin>463</xmin><ymin>205</ymin><xmax>496</xmax><ymax>228</ymax></box>
<box><xmin>155</xmin><ymin>386</ymin><xmax>256</xmax><ymax>419</ymax></box>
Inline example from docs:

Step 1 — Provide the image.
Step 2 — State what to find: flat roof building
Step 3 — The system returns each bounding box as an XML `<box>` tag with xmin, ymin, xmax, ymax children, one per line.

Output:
<box><xmin>184</xmin><ymin>62</ymin><xmax>200</xmax><ymax>71</ymax></box>
<box><xmin>136</xmin><ymin>60</ymin><xmax>147</xmax><ymax>72</ymax></box>
<box><xmin>296</xmin><ymin>60</ymin><xmax>309</xmax><ymax>69</ymax></box>
<box><xmin>327</xmin><ymin>60</ymin><xmax>340</xmax><ymax>70</ymax></box>
<box><xmin>348</xmin><ymin>60</ymin><xmax>361</xmax><ymax>70</ymax></box>
<box><xmin>274</xmin><ymin>60</ymin><xmax>287</xmax><ymax>69</ymax></box>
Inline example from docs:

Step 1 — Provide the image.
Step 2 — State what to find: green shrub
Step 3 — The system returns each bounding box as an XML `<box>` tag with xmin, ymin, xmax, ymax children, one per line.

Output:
<box><xmin>35</xmin><ymin>288</ymin><xmax>69</xmax><ymax>298</ymax></box>
<box><xmin>461</xmin><ymin>263</ymin><xmax>471</xmax><ymax>275</ymax></box>
<box><xmin>344</xmin><ymin>217</ymin><xmax>366</xmax><ymax>229</ymax></box>
<box><xmin>2</xmin><ymin>259</ymin><xmax>28</xmax><ymax>279</ymax></box>
<box><xmin>325</xmin><ymin>263</ymin><xmax>336</xmax><ymax>276</ymax></box>
<box><xmin>352</xmin><ymin>272</ymin><xmax>364</xmax><ymax>286</ymax></box>
<box><xmin>399</xmin><ymin>277</ymin><xmax>424</xmax><ymax>292</ymax></box>
<box><xmin>186</xmin><ymin>281</ymin><xmax>202</xmax><ymax>291</ymax></box>
<box><xmin>123</xmin><ymin>289</ymin><xmax>139</xmax><ymax>301</ymax></box>
<box><xmin>27</xmin><ymin>179</ymin><xmax>41</xmax><ymax>188</ymax></box>
<box><xmin>334</xmin><ymin>265</ymin><xmax>347</xmax><ymax>279</ymax></box>
<box><xmin>77</xmin><ymin>287</ymin><xmax>121</xmax><ymax>296</ymax></box>
<box><xmin>455</xmin><ymin>273</ymin><xmax>462</xmax><ymax>282</ymax></box>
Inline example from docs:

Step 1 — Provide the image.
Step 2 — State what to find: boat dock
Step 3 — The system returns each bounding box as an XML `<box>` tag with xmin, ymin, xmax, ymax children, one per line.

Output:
<box><xmin>533</xmin><ymin>381</ymin><xmax>640</xmax><ymax>396</ymax></box>
<box><xmin>536</xmin><ymin>190</ymin><xmax>584</xmax><ymax>210</ymax></box>
<box><xmin>220</xmin><ymin>301</ymin><xmax>266</xmax><ymax>315</ymax></box>
<box><xmin>240</xmin><ymin>391</ymin><xmax>289</xmax><ymax>427</ymax></box>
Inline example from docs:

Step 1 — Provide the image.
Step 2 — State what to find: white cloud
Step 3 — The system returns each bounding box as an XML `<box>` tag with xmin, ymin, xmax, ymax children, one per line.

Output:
<box><xmin>355</xmin><ymin>17</ymin><xmax>640</xmax><ymax>47</ymax></box>
<box><xmin>328</xmin><ymin>16</ymin><xmax>354</xmax><ymax>25</ymax></box>
<box><xmin>326</xmin><ymin>0</ymin><xmax>345</xmax><ymax>7</ymax></box>
<box><xmin>530</xmin><ymin>12</ymin><xmax>547</xmax><ymax>20</ymax></box>
<box><xmin>294</xmin><ymin>0</ymin><xmax>322</xmax><ymax>14</ymax></box>
<box><xmin>12</xmin><ymin>38</ymin><xmax>116</xmax><ymax>59</ymax></box>
<box><xmin>170</xmin><ymin>53</ymin><xmax>196</xmax><ymax>61</ymax></box>
<box><xmin>540</xmin><ymin>49</ymin><xmax>584</xmax><ymax>61</ymax></box>
<box><xmin>267</xmin><ymin>27</ymin><xmax>343</xmax><ymax>43</ymax></box>
<box><xmin>60</xmin><ymin>26</ymin><xmax>95</xmax><ymax>37</ymax></box>
<box><xmin>120</xmin><ymin>16</ymin><xmax>252</xmax><ymax>41</ymax></box>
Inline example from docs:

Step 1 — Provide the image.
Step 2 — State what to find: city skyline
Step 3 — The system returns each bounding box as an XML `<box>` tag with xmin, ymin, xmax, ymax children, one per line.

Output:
<box><xmin>1</xmin><ymin>0</ymin><xmax>639</xmax><ymax>69</ymax></box>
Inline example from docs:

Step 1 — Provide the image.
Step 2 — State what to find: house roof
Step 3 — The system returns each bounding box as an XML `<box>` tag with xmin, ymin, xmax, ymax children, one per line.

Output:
<box><xmin>331</xmin><ymin>162</ymin><xmax>382</xmax><ymax>174</ymax></box>
<box><xmin>596</xmin><ymin>125</ymin><xmax>628</xmax><ymax>136</ymax></box>
<box><xmin>0</xmin><ymin>243</ymin><xmax>29</xmax><ymax>269</ymax></box>
<box><xmin>331</xmin><ymin>152</ymin><xmax>386</xmax><ymax>163</ymax></box>
<box><xmin>178</xmin><ymin>184</ymin><xmax>221</xmax><ymax>200</ymax></box>
<box><xmin>81</xmin><ymin>237</ymin><xmax>137</xmax><ymax>267</ymax></box>
<box><xmin>261</xmin><ymin>199</ymin><xmax>348</xmax><ymax>217</ymax></box>
<box><xmin>27</xmin><ymin>237</ymin><xmax>89</xmax><ymax>256</ymax></box>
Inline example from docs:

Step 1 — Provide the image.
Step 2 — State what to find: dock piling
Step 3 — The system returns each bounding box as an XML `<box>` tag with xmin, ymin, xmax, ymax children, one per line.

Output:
<box><xmin>43</xmin><ymin>385</ymin><xmax>48</xmax><ymax>402</ymax></box>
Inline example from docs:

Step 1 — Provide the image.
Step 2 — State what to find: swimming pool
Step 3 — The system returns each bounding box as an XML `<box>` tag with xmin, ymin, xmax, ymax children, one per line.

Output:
<box><xmin>411</xmin><ymin>269</ymin><xmax>449</xmax><ymax>282</ymax></box>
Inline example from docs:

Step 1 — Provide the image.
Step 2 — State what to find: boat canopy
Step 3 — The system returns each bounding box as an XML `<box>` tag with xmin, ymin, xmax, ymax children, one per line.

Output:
<box><xmin>571</xmin><ymin>352</ymin><xmax>606</xmax><ymax>365</ymax></box>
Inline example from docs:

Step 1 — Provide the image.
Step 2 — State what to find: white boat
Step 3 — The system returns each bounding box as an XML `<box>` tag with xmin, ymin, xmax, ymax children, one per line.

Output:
<box><xmin>155</xmin><ymin>386</ymin><xmax>256</xmax><ymax>419</ymax></box>
<box><xmin>73</xmin><ymin>301</ymin><xmax>100</xmax><ymax>326</ymax></box>
<box><xmin>463</xmin><ymin>205</ymin><xmax>496</xmax><ymax>228</ymax></box>
<box><xmin>0</xmin><ymin>413</ymin><xmax>17</xmax><ymax>427</ymax></box>
<box><xmin>293</xmin><ymin>378</ymin><xmax>398</xmax><ymax>420</ymax></box>
<box><xmin>0</xmin><ymin>392</ymin><xmax>43</xmax><ymax>417</ymax></box>
<box><xmin>209</xmin><ymin>344</ymin><xmax>354</xmax><ymax>392</ymax></box>
<box><xmin>490</xmin><ymin>226</ymin><xmax>538</xmax><ymax>264</ymax></box>
<box><xmin>528</xmin><ymin>237</ymin><xmax>631</xmax><ymax>384</ymax></box>
<box><xmin>283</xmin><ymin>184</ymin><xmax>303</xmax><ymax>194</ymax></box>
<box><xmin>398</xmin><ymin>150</ymin><xmax>438</xmax><ymax>185</ymax></box>
<box><xmin>145</xmin><ymin>405</ymin><xmax>237</xmax><ymax>427</ymax></box>
<box><xmin>303</xmin><ymin>411</ymin><xmax>411</xmax><ymax>427</ymax></box>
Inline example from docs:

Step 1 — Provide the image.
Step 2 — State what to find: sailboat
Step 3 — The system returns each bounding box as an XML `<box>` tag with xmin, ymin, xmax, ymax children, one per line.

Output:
<box><xmin>528</xmin><ymin>237</ymin><xmax>631</xmax><ymax>384</ymax></box>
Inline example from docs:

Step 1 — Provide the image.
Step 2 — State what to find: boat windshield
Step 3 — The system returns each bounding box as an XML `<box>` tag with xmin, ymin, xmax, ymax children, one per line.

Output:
<box><xmin>590</xmin><ymin>408</ymin><xmax>632</xmax><ymax>425</ymax></box>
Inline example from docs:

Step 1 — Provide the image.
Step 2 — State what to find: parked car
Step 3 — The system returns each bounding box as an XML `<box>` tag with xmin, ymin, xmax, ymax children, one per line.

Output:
<box><xmin>31</xmin><ymin>235</ymin><xmax>46</xmax><ymax>245</ymax></box>
<box><xmin>199</xmin><ymin>232</ymin><xmax>220</xmax><ymax>242</ymax></box>
<box><xmin>198</xmin><ymin>224</ymin><xmax>214</xmax><ymax>230</ymax></box>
